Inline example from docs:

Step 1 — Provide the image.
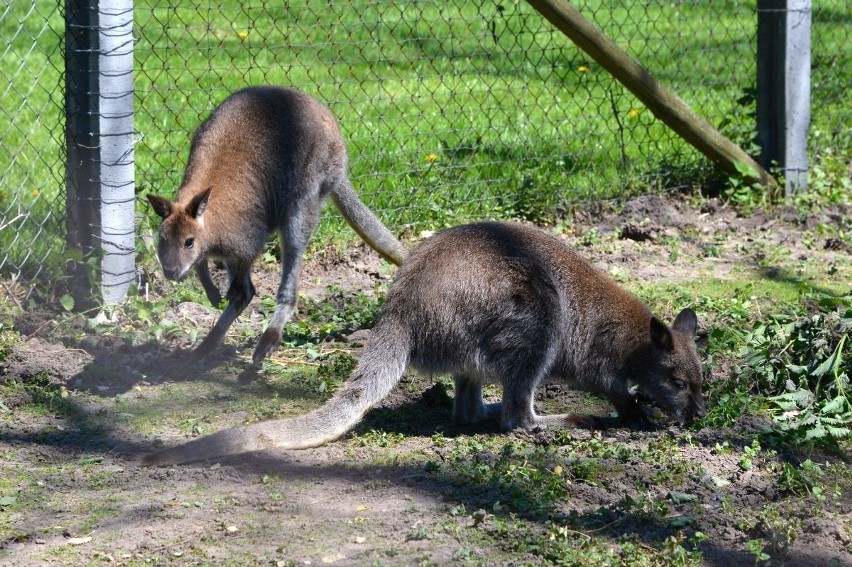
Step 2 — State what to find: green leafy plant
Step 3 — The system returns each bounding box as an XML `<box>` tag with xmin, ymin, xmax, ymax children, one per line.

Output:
<box><xmin>743</xmin><ymin>504</ymin><xmax>800</xmax><ymax>565</ymax></box>
<box><xmin>724</xmin><ymin>160</ymin><xmax>770</xmax><ymax>213</ymax></box>
<box><xmin>314</xmin><ymin>352</ymin><xmax>357</xmax><ymax>394</ymax></box>
<box><xmin>281</xmin><ymin>285</ymin><xmax>383</xmax><ymax>346</ymax></box>
<box><xmin>728</xmin><ymin>292</ymin><xmax>852</xmax><ymax>446</ymax></box>
<box><xmin>0</xmin><ymin>298</ymin><xmax>20</xmax><ymax>364</ymax></box>
<box><xmin>795</xmin><ymin>129</ymin><xmax>852</xmax><ymax>207</ymax></box>
<box><xmin>578</xmin><ymin>228</ymin><xmax>601</xmax><ymax>247</ymax></box>
<box><xmin>444</xmin><ymin>438</ymin><xmax>570</xmax><ymax>515</ymax></box>
<box><xmin>739</xmin><ymin>440</ymin><xmax>762</xmax><ymax>471</ymax></box>
<box><xmin>660</xmin><ymin>531</ymin><xmax>705</xmax><ymax>567</ymax></box>
<box><xmin>745</xmin><ymin>538</ymin><xmax>770</xmax><ymax>565</ymax></box>
<box><xmin>769</xmin><ymin>332</ymin><xmax>851</xmax><ymax>442</ymax></box>
<box><xmin>776</xmin><ymin>459</ymin><xmax>826</xmax><ymax>499</ymax></box>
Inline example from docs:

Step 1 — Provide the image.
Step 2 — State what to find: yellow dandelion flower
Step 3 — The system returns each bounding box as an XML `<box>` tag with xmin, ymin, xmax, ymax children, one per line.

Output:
<box><xmin>237</xmin><ymin>30</ymin><xmax>249</xmax><ymax>40</ymax></box>
<box><xmin>628</xmin><ymin>108</ymin><xmax>641</xmax><ymax>117</ymax></box>
<box><xmin>31</xmin><ymin>188</ymin><xmax>40</xmax><ymax>198</ymax></box>
<box><xmin>578</xmin><ymin>65</ymin><xmax>589</xmax><ymax>73</ymax></box>
<box><xmin>425</xmin><ymin>153</ymin><xmax>438</xmax><ymax>163</ymax></box>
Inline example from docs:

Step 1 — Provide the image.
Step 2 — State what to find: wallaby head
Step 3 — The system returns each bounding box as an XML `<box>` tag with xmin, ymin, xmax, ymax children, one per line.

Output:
<box><xmin>630</xmin><ymin>308</ymin><xmax>707</xmax><ymax>424</ymax></box>
<box><xmin>146</xmin><ymin>188</ymin><xmax>212</xmax><ymax>282</ymax></box>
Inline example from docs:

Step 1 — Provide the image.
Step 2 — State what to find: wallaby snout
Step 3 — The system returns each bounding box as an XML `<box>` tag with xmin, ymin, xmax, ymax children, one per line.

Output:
<box><xmin>153</xmin><ymin>219</ymin><xmax>203</xmax><ymax>282</ymax></box>
<box><xmin>684</xmin><ymin>392</ymin><xmax>707</xmax><ymax>423</ymax></box>
<box><xmin>693</xmin><ymin>400</ymin><xmax>707</xmax><ymax>420</ymax></box>
<box><xmin>159</xmin><ymin>262</ymin><xmax>190</xmax><ymax>282</ymax></box>
<box><xmin>672</xmin><ymin>397</ymin><xmax>705</xmax><ymax>426</ymax></box>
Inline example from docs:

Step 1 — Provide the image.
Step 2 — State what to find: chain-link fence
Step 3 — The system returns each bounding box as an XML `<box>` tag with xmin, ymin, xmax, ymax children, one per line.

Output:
<box><xmin>1</xmin><ymin>2</ymin><xmax>65</xmax><ymax>302</ymax></box>
<box><xmin>1</xmin><ymin>0</ymin><xmax>849</xmax><ymax>303</ymax></box>
<box><xmin>132</xmin><ymin>0</ymin><xmax>757</xmax><ymax>227</ymax></box>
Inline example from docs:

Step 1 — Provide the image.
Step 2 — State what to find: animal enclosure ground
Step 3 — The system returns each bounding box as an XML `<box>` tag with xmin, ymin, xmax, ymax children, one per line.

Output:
<box><xmin>1</xmin><ymin>194</ymin><xmax>851</xmax><ymax>566</ymax></box>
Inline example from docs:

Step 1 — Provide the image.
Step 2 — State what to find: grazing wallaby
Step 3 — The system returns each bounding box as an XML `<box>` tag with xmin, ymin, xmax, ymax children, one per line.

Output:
<box><xmin>146</xmin><ymin>86</ymin><xmax>407</xmax><ymax>364</ymax></box>
<box><xmin>144</xmin><ymin>221</ymin><xmax>707</xmax><ymax>467</ymax></box>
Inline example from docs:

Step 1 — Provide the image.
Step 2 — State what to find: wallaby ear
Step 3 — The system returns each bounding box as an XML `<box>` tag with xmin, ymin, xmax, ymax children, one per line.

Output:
<box><xmin>146</xmin><ymin>194</ymin><xmax>173</xmax><ymax>219</ymax></box>
<box><xmin>650</xmin><ymin>316</ymin><xmax>674</xmax><ymax>352</ymax></box>
<box><xmin>672</xmin><ymin>308</ymin><xmax>698</xmax><ymax>336</ymax></box>
<box><xmin>187</xmin><ymin>187</ymin><xmax>212</xmax><ymax>219</ymax></box>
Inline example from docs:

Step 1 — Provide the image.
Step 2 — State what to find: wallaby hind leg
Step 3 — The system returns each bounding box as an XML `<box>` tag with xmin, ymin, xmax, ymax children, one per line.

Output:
<box><xmin>499</xmin><ymin>371</ymin><xmax>541</xmax><ymax>432</ymax></box>
<box><xmin>253</xmin><ymin>198</ymin><xmax>322</xmax><ymax>364</ymax></box>
<box><xmin>195</xmin><ymin>261</ymin><xmax>255</xmax><ymax>357</ymax></box>
<box><xmin>452</xmin><ymin>375</ymin><xmax>499</xmax><ymax>424</ymax></box>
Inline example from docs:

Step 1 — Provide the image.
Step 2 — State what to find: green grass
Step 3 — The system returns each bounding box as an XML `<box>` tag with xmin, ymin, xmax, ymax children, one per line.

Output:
<box><xmin>131</xmin><ymin>0</ymin><xmax>751</xmax><ymax>223</ymax></box>
<box><xmin>0</xmin><ymin>1</ymin><xmax>66</xmax><ymax>282</ymax></box>
<box><xmin>2</xmin><ymin>0</ymin><xmax>850</xmax><ymax>287</ymax></box>
<box><xmin>2</xmin><ymin>256</ymin><xmax>851</xmax><ymax>564</ymax></box>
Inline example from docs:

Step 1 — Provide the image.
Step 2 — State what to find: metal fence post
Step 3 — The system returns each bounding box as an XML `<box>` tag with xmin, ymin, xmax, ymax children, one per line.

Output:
<box><xmin>65</xmin><ymin>0</ymin><xmax>135</xmax><ymax>307</ymax></box>
<box><xmin>757</xmin><ymin>0</ymin><xmax>811</xmax><ymax>196</ymax></box>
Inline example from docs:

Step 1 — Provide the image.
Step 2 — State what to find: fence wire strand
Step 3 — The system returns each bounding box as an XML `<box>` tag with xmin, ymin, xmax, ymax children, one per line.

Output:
<box><xmin>0</xmin><ymin>0</ymin><xmax>849</xmax><ymax>302</ymax></box>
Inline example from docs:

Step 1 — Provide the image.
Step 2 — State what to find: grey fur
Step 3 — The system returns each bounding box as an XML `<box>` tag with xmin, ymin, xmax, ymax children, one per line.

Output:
<box><xmin>144</xmin><ymin>221</ymin><xmax>706</xmax><ymax>467</ymax></box>
<box><xmin>146</xmin><ymin>86</ymin><xmax>407</xmax><ymax>363</ymax></box>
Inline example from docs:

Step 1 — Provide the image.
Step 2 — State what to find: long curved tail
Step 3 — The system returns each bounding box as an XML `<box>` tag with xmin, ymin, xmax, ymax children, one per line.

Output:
<box><xmin>143</xmin><ymin>322</ymin><xmax>411</xmax><ymax>466</ymax></box>
<box><xmin>331</xmin><ymin>179</ymin><xmax>407</xmax><ymax>266</ymax></box>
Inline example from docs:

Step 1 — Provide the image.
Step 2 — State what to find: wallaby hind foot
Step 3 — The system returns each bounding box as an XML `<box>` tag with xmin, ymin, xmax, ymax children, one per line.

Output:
<box><xmin>452</xmin><ymin>388</ymin><xmax>598</xmax><ymax>432</ymax></box>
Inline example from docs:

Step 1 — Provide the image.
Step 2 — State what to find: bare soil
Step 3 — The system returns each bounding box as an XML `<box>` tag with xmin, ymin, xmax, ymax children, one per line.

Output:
<box><xmin>1</xmin><ymin>194</ymin><xmax>850</xmax><ymax>566</ymax></box>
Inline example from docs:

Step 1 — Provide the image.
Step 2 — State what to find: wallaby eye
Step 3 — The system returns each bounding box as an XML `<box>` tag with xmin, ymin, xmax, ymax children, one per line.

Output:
<box><xmin>184</xmin><ymin>237</ymin><xmax>195</xmax><ymax>249</ymax></box>
<box><xmin>673</xmin><ymin>379</ymin><xmax>687</xmax><ymax>390</ymax></box>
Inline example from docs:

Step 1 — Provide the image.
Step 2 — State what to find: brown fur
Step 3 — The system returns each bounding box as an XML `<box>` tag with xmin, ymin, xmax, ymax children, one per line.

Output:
<box><xmin>147</xmin><ymin>86</ymin><xmax>407</xmax><ymax>363</ymax></box>
<box><xmin>144</xmin><ymin>222</ymin><xmax>706</xmax><ymax>466</ymax></box>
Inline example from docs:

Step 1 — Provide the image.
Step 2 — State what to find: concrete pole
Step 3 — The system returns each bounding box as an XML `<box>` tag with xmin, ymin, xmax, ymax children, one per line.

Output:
<box><xmin>757</xmin><ymin>0</ymin><xmax>811</xmax><ymax>196</ymax></box>
<box><xmin>97</xmin><ymin>0</ymin><xmax>136</xmax><ymax>302</ymax></box>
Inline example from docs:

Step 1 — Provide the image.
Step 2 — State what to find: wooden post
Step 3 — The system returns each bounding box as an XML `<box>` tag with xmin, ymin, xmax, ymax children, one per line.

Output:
<box><xmin>757</xmin><ymin>0</ymin><xmax>811</xmax><ymax>196</ymax></box>
<box><xmin>526</xmin><ymin>0</ymin><xmax>778</xmax><ymax>192</ymax></box>
<box><xmin>65</xmin><ymin>0</ymin><xmax>100</xmax><ymax>308</ymax></box>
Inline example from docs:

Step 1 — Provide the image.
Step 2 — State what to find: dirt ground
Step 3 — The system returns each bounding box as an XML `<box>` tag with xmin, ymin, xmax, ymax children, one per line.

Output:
<box><xmin>1</xmin><ymin>194</ymin><xmax>850</xmax><ymax>566</ymax></box>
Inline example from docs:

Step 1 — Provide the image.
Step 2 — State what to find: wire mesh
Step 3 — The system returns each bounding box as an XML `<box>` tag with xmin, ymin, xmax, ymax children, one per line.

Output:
<box><xmin>133</xmin><ymin>1</ymin><xmax>751</xmax><ymax>223</ymax></box>
<box><xmin>0</xmin><ymin>1</ymin><xmax>65</xmax><ymax>304</ymax></box>
<box><xmin>0</xmin><ymin>0</ymin><xmax>849</xmax><ymax>303</ymax></box>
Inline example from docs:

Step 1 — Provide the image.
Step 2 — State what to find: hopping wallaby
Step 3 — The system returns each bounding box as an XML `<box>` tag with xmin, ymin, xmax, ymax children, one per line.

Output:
<box><xmin>146</xmin><ymin>86</ymin><xmax>407</xmax><ymax>364</ymax></box>
<box><xmin>144</xmin><ymin>221</ymin><xmax>707</xmax><ymax>466</ymax></box>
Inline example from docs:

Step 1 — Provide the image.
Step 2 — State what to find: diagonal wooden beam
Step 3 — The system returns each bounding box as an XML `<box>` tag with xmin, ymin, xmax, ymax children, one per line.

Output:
<box><xmin>527</xmin><ymin>0</ymin><xmax>778</xmax><ymax>192</ymax></box>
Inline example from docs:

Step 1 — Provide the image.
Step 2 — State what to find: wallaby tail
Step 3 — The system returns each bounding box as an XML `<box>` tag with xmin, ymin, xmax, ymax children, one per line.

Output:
<box><xmin>143</xmin><ymin>321</ymin><xmax>411</xmax><ymax>466</ymax></box>
<box><xmin>331</xmin><ymin>179</ymin><xmax>407</xmax><ymax>266</ymax></box>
